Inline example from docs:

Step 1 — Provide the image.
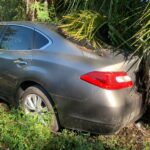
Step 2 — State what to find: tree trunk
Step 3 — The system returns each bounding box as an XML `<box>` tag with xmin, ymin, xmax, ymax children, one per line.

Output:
<box><xmin>25</xmin><ymin>0</ymin><xmax>36</xmax><ymax>21</ymax></box>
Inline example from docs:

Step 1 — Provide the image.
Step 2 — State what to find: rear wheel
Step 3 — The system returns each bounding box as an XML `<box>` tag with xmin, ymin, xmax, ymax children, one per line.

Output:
<box><xmin>20</xmin><ymin>85</ymin><xmax>59</xmax><ymax>132</ymax></box>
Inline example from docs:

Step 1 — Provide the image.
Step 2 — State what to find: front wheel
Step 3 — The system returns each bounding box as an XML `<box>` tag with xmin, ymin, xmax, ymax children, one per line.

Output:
<box><xmin>20</xmin><ymin>85</ymin><xmax>59</xmax><ymax>132</ymax></box>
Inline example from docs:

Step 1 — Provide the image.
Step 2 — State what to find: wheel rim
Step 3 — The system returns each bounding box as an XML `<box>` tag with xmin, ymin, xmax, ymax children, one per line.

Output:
<box><xmin>23</xmin><ymin>93</ymin><xmax>58</xmax><ymax>130</ymax></box>
<box><xmin>24</xmin><ymin>94</ymin><xmax>48</xmax><ymax>115</ymax></box>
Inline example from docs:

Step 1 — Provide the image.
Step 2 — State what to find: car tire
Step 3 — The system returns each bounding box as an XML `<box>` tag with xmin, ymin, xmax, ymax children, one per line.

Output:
<box><xmin>0</xmin><ymin>101</ymin><xmax>9</xmax><ymax>111</ymax></box>
<box><xmin>20</xmin><ymin>85</ymin><xmax>60</xmax><ymax>132</ymax></box>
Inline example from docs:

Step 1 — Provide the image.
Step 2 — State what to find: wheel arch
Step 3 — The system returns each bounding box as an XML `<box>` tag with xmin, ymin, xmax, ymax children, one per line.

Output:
<box><xmin>16</xmin><ymin>80</ymin><xmax>61</xmax><ymax>130</ymax></box>
<box><xmin>16</xmin><ymin>80</ymin><xmax>56</xmax><ymax>111</ymax></box>
<box><xmin>16</xmin><ymin>80</ymin><xmax>55</xmax><ymax>105</ymax></box>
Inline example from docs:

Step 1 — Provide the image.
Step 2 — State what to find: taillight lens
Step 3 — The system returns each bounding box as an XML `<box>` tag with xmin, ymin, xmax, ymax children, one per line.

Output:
<box><xmin>80</xmin><ymin>71</ymin><xmax>133</xmax><ymax>90</ymax></box>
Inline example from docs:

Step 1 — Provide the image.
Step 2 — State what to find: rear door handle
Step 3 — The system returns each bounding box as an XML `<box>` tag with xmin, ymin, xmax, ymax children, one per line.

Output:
<box><xmin>14</xmin><ymin>58</ymin><xmax>28</xmax><ymax>66</ymax></box>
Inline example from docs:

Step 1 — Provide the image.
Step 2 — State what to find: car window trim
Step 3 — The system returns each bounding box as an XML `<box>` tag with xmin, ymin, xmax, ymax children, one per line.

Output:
<box><xmin>6</xmin><ymin>24</ymin><xmax>34</xmax><ymax>30</ymax></box>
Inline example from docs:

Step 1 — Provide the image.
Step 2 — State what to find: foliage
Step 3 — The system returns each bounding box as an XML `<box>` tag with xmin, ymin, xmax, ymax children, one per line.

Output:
<box><xmin>0</xmin><ymin>107</ymin><xmax>104</xmax><ymax>150</ymax></box>
<box><xmin>0</xmin><ymin>108</ymin><xmax>52</xmax><ymax>150</ymax></box>
<box><xmin>44</xmin><ymin>130</ymin><xmax>104</xmax><ymax>150</ymax></box>
<box><xmin>31</xmin><ymin>1</ymin><xmax>50</xmax><ymax>22</ymax></box>
<box><xmin>0</xmin><ymin>0</ymin><xmax>26</xmax><ymax>21</ymax></box>
<box><xmin>0</xmin><ymin>106</ymin><xmax>149</xmax><ymax>150</ymax></box>
<box><xmin>60</xmin><ymin>10</ymin><xmax>107</xmax><ymax>48</ymax></box>
<box><xmin>131</xmin><ymin>3</ymin><xmax>150</xmax><ymax>59</ymax></box>
<box><xmin>59</xmin><ymin>0</ymin><xmax>149</xmax><ymax>52</ymax></box>
<box><xmin>62</xmin><ymin>0</ymin><xmax>104</xmax><ymax>14</ymax></box>
<box><xmin>106</xmin><ymin>0</ymin><xmax>141</xmax><ymax>48</ymax></box>
<box><xmin>31</xmin><ymin>1</ymin><xmax>58</xmax><ymax>22</ymax></box>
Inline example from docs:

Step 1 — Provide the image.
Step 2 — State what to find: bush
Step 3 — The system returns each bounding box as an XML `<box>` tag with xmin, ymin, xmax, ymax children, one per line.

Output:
<box><xmin>0</xmin><ymin>0</ymin><xmax>26</xmax><ymax>21</ymax></box>
<box><xmin>0</xmin><ymin>108</ymin><xmax>52</xmax><ymax>150</ymax></box>
<box><xmin>60</xmin><ymin>10</ymin><xmax>107</xmax><ymax>48</ymax></box>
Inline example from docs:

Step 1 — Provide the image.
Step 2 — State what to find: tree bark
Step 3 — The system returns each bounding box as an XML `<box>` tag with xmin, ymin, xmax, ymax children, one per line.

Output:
<box><xmin>25</xmin><ymin>0</ymin><xmax>36</xmax><ymax>21</ymax></box>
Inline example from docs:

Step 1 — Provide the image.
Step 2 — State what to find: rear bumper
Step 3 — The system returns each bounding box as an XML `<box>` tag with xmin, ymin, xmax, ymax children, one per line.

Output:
<box><xmin>52</xmin><ymin>87</ymin><xmax>145</xmax><ymax>134</ymax></box>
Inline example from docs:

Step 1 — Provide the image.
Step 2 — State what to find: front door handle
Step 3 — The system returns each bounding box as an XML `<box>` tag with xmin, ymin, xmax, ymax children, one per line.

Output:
<box><xmin>14</xmin><ymin>58</ymin><xmax>28</xmax><ymax>66</ymax></box>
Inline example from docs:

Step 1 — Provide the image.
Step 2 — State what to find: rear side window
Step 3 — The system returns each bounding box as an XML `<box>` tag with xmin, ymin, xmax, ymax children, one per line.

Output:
<box><xmin>34</xmin><ymin>31</ymin><xmax>49</xmax><ymax>49</ymax></box>
<box><xmin>0</xmin><ymin>25</ymin><xmax>4</xmax><ymax>35</ymax></box>
<box><xmin>0</xmin><ymin>25</ymin><xmax>34</xmax><ymax>50</ymax></box>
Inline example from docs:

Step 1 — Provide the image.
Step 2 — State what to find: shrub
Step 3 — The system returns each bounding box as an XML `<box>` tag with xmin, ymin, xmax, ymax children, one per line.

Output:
<box><xmin>0</xmin><ymin>0</ymin><xmax>26</xmax><ymax>21</ymax></box>
<box><xmin>60</xmin><ymin>10</ymin><xmax>107</xmax><ymax>48</ymax></box>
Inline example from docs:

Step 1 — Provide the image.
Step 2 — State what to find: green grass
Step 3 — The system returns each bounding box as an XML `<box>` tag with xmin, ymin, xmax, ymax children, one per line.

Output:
<box><xmin>0</xmin><ymin>107</ymin><xmax>104</xmax><ymax>150</ymax></box>
<box><xmin>0</xmin><ymin>105</ymin><xmax>149</xmax><ymax>150</ymax></box>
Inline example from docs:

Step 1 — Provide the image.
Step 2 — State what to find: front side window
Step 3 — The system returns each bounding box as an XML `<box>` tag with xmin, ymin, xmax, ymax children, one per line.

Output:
<box><xmin>0</xmin><ymin>25</ymin><xmax>34</xmax><ymax>50</ymax></box>
<box><xmin>34</xmin><ymin>30</ymin><xmax>49</xmax><ymax>49</ymax></box>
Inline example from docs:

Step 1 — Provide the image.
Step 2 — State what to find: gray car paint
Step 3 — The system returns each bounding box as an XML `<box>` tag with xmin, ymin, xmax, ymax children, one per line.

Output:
<box><xmin>0</xmin><ymin>22</ymin><xmax>145</xmax><ymax>134</ymax></box>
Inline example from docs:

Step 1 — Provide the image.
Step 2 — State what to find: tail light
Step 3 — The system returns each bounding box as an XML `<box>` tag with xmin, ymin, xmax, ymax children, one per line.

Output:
<box><xmin>80</xmin><ymin>71</ymin><xmax>133</xmax><ymax>90</ymax></box>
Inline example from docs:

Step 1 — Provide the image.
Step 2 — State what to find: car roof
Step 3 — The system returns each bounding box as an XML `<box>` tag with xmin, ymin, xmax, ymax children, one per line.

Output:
<box><xmin>0</xmin><ymin>21</ymin><xmax>58</xmax><ymax>31</ymax></box>
<box><xmin>0</xmin><ymin>21</ymin><xmax>35</xmax><ymax>28</ymax></box>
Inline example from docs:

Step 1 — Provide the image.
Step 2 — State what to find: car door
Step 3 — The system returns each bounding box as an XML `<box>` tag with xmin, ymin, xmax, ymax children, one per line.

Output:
<box><xmin>0</xmin><ymin>24</ymin><xmax>34</xmax><ymax>102</ymax></box>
